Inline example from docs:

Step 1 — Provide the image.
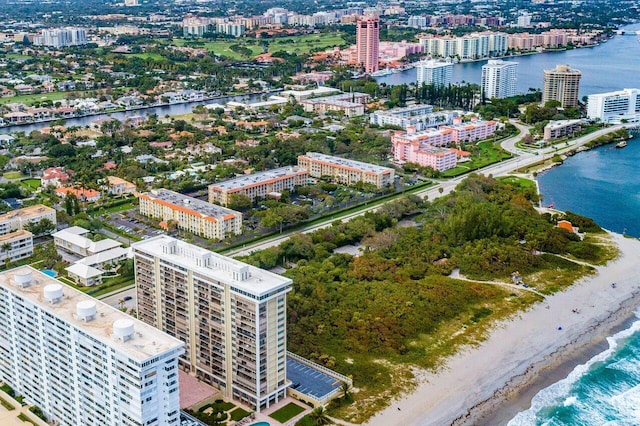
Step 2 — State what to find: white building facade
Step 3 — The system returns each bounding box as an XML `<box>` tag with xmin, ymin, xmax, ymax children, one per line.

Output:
<box><xmin>481</xmin><ymin>60</ymin><xmax>519</xmax><ymax>99</ymax></box>
<box><xmin>587</xmin><ymin>88</ymin><xmax>640</xmax><ymax>123</ymax></box>
<box><xmin>416</xmin><ymin>60</ymin><xmax>453</xmax><ymax>87</ymax></box>
<box><xmin>0</xmin><ymin>266</ymin><xmax>184</xmax><ymax>426</ymax></box>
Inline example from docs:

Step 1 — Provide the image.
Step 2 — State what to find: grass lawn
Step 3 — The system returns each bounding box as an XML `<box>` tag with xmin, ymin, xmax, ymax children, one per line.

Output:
<box><xmin>267</xmin><ymin>33</ymin><xmax>347</xmax><ymax>54</ymax></box>
<box><xmin>129</xmin><ymin>53</ymin><xmax>167</xmax><ymax>61</ymax></box>
<box><xmin>20</xmin><ymin>178</ymin><xmax>41</xmax><ymax>191</ymax></box>
<box><xmin>0</xmin><ymin>90</ymin><xmax>91</xmax><ymax>106</ymax></box>
<box><xmin>98</xmin><ymin>202</ymin><xmax>137</xmax><ymax>215</ymax></box>
<box><xmin>229</xmin><ymin>407</ymin><xmax>251</xmax><ymax>421</ymax></box>
<box><xmin>269</xmin><ymin>402</ymin><xmax>306</xmax><ymax>423</ymax></box>
<box><xmin>6</xmin><ymin>53</ymin><xmax>29</xmax><ymax>60</ymax></box>
<box><xmin>3</xmin><ymin>171</ymin><xmax>22</xmax><ymax>179</ymax></box>
<box><xmin>172</xmin><ymin>32</ymin><xmax>346</xmax><ymax>59</ymax></box>
<box><xmin>88</xmin><ymin>275</ymin><xmax>135</xmax><ymax>298</ymax></box>
<box><xmin>498</xmin><ymin>176</ymin><xmax>536</xmax><ymax>189</ymax></box>
<box><xmin>441</xmin><ymin>141</ymin><xmax>512</xmax><ymax>178</ymax></box>
<box><xmin>57</xmin><ymin>273</ymin><xmax>135</xmax><ymax>298</ymax></box>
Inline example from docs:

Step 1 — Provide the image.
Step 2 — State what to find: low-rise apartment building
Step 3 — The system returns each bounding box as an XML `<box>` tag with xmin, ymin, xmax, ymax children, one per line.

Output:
<box><xmin>0</xmin><ymin>230</ymin><xmax>33</xmax><ymax>263</ymax></box>
<box><xmin>403</xmin><ymin>147</ymin><xmax>458</xmax><ymax>171</ymax></box>
<box><xmin>137</xmin><ymin>189</ymin><xmax>242</xmax><ymax>240</ymax></box>
<box><xmin>298</xmin><ymin>152</ymin><xmax>395</xmax><ymax>188</ymax></box>
<box><xmin>209</xmin><ymin>167</ymin><xmax>309</xmax><ymax>206</ymax></box>
<box><xmin>370</xmin><ymin>104</ymin><xmax>458</xmax><ymax>131</ymax></box>
<box><xmin>132</xmin><ymin>236</ymin><xmax>292</xmax><ymax>411</ymax></box>
<box><xmin>543</xmin><ymin>119</ymin><xmax>582</xmax><ymax>141</ymax></box>
<box><xmin>53</xmin><ymin>226</ymin><xmax>122</xmax><ymax>257</ymax></box>
<box><xmin>0</xmin><ymin>204</ymin><xmax>56</xmax><ymax>236</ymax></box>
<box><xmin>391</xmin><ymin>118</ymin><xmax>496</xmax><ymax>171</ymax></box>
<box><xmin>300</xmin><ymin>92</ymin><xmax>369</xmax><ymax>117</ymax></box>
<box><xmin>0</xmin><ymin>266</ymin><xmax>184</xmax><ymax>426</ymax></box>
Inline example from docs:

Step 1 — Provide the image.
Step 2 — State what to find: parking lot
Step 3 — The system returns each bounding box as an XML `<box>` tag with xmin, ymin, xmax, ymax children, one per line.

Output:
<box><xmin>108</xmin><ymin>211</ymin><xmax>166</xmax><ymax>240</ymax></box>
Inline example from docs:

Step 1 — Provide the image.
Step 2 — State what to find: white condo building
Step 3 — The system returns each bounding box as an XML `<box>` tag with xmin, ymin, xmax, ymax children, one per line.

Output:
<box><xmin>0</xmin><ymin>266</ymin><xmax>184</xmax><ymax>426</ymax></box>
<box><xmin>416</xmin><ymin>60</ymin><xmax>453</xmax><ymax>87</ymax></box>
<box><xmin>132</xmin><ymin>236</ymin><xmax>292</xmax><ymax>411</ymax></box>
<box><xmin>481</xmin><ymin>60</ymin><xmax>519</xmax><ymax>99</ymax></box>
<box><xmin>35</xmin><ymin>27</ymin><xmax>87</xmax><ymax>47</ymax></box>
<box><xmin>587</xmin><ymin>88</ymin><xmax>640</xmax><ymax>123</ymax></box>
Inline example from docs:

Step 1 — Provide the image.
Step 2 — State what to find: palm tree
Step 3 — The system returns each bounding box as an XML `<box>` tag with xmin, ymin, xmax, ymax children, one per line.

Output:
<box><xmin>1</xmin><ymin>242</ymin><xmax>11</xmax><ymax>267</ymax></box>
<box><xmin>339</xmin><ymin>381</ymin><xmax>352</xmax><ymax>403</ymax></box>
<box><xmin>308</xmin><ymin>406</ymin><xmax>331</xmax><ymax>426</ymax></box>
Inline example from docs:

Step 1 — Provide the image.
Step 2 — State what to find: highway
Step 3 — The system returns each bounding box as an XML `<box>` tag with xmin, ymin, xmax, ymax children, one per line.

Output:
<box><xmin>225</xmin><ymin>122</ymin><xmax>626</xmax><ymax>258</ymax></box>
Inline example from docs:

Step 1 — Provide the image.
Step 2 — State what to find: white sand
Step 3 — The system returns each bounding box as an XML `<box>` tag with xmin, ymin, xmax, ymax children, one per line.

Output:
<box><xmin>366</xmin><ymin>233</ymin><xmax>640</xmax><ymax>426</ymax></box>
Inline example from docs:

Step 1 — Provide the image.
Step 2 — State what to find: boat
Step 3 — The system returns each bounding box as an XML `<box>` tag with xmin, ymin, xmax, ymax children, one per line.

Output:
<box><xmin>370</xmin><ymin>68</ymin><xmax>393</xmax><ymax>77</ymax></box>
<box><xmin>616</xmin><ymin>141</ymin><xmax>628</xmax><ymax>148</ymax></box>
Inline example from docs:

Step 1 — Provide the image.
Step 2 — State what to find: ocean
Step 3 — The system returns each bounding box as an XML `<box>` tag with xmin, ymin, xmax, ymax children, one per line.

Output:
<box><xmin>508</xmin><ymin>310</ymin><xmax>640</xmax><ymax>426</ymax></box>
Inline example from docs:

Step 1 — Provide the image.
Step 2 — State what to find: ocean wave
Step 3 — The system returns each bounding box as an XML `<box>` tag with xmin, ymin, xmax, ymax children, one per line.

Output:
<box><xmin>508</xmin><ymin>312</ymin><xmax>640</xmax><ymax>425</ymax></box>
<box><xmin>609</xmin><ymin>384</ymin><xmax>640</xmax><ymax>421</ymax></box>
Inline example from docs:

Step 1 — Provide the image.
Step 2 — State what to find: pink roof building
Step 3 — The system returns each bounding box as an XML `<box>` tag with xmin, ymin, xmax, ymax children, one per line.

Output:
<box><xmin>41</xmin><ymin>167</ymin><xmax>70</xmax><ymax>188</ymax></box>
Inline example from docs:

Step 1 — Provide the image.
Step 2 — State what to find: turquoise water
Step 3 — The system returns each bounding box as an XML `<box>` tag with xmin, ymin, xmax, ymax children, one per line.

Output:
<box><xmin>509</xmin><ymin>311</ymin><xmax>640</xmax><ymax>425</ymax></box>
<box><xmin>249</xmin><ymin>422</ymin><xmax>270</xmax><ymax>426</ymax></box>
<box><xmin>41</xmin><ymin>269</ymin><xmax>57</xmax><ymax>277</ymax></box>
<box><xmin>537</xmin><ymin>138</ymin><xmax>640</xmax><ymax>237</ymax></box>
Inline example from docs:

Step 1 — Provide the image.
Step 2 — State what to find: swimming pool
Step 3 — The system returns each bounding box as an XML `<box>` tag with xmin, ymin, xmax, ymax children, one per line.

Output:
<box><xmin>249</xmin><ymin>422</ymin><xmax>270</xmax><ymax>426</ymax></box>
<box><xmin>41</xmin><ymin>269</ymin><xmax>57</xmax><ymax>278</ymax></box>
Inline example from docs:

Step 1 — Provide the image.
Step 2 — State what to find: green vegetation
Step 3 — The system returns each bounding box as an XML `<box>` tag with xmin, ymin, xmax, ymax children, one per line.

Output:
<box><xmin>269</xmin><ymin>402</ymin><xmax>306</xmax><ymax>422</ymax></box>
<box><xmin>0</xmin><ymin>90</ymin><xmax>91</xmax><ymax>106</ymax></box>
<box><xmin>0</xmin><ymin>383</ymin><xmax>14</xmax><ymax>396</ymax></box>
<box><xmin>20</xmin><ymin>178</ymin><xmax>41</xmax><ymax>191</ymax></box>
<box><xmin>584</xmin><ymin>128</ymin><xmax>630</xmax><ymax>148</ymax></box>
<box><xmin>0</xmin><ymin>395</ymin><xmax>14</xmax><ymax>410</ymax></box>
<box><xmin>229</xmin><ymin>407</ymin><xmax>251</xmax><ymax>421</ymax></box>
<box><xmin>130</xmin><ymin>53</ymin><xmax>167</xmax><ymax>61</ymax></box>
<box><xmin>17</xmin><ymin>413</ymin><xmax>39</xmax><ymax>426</ymax></box>
<box><xmin>295</xmin><ymin>415</ymin><xmax>315</xmax><ymax>426</ymax></box>
<box><xmin>173</xmin><ymin>32</ymin><xmax>347</xmax><ymax>59</ymax></box>
<box><xmin>28</xmin><ymin>406</ymin><xmax>46</xmax><ymax>422</ymax></box>
<box><xmin>441</xmin><ymin>141</ymin><xmax>512</xmax><ymax>177</ymax></box>
<box><xmin>242</xmin><ymin>174</ymin><xmax>615</xmax><ymax>423</ymax></box>
<box><xmin>497</xmin><ymin>176</ymin><xmax>536</xmax><ymax>189</ymax></box>
<box><xmin>186</xmin><ymin>399</ymin><xmax>244</xmax><ymax>425</ymax></box>
<box><xmin>3</xmin><ymin>171</ymin><xmax>22</xmax><ymax>180</ymax></box>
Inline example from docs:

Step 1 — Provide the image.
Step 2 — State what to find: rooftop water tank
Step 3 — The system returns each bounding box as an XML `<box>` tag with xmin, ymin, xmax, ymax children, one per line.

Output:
<box><xmin>43</xmin><ymin>284</ymin><xmax>63</xmax><ymax>304</ymax></box>
<box><xmin>13</xmin><ymin>270</ymin><xmax>33</xmax><ymax>288</ymax></box>
<box><xmin>76</xmin><ymin>300</ymin><xmax>97</xmax><ymax>321</ymax></box>
<box><xmin>113</xmin><ymin>319</ymin><xmax>135</xmax><ymax>342</ymax></box>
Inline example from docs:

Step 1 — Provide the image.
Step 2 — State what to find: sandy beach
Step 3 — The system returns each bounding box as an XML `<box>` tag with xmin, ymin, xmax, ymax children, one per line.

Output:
<box><xmin>366</xmin><ymin>232</ymin><xmax>640</xmax><ymax>426</ymax></box>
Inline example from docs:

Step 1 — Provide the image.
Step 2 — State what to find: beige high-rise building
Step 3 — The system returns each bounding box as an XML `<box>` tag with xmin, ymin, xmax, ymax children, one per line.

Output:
<box><xmin>132</xmin><ymin>236</ymin><xmax>292</xmax><ymax>411</ymax></box>
<box><xmin>542</xmin><ymin>64</ymin><xmax>581</xmax><ymax>107</ymax></box>
<box><xmin>356</xmin><ymin>16</ymin><xmax>380</xmax><ymax>73</ymax></box>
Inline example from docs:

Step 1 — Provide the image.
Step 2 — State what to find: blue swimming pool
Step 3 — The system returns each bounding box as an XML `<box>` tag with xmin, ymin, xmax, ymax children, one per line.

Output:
<box><xmin>250</xmin><ymin>422</ymin><xmax>270</xmax><ymax>426</ymax></box>
<box><xmin>41</xmin><ymin>269</ymin><xmax>57</xmax><ymax>277</ymax></box>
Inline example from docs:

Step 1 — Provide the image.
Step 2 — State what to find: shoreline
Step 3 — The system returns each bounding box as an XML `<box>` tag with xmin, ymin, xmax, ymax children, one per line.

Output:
<box><xmin>365</xmin><ymin>232</ymin><xmax>640</xmax><ymax>426</ymax></box>
<box><xmin>469</xmin><ymin>287</ymin><xmax>640</xmax><ymax>425</ymax></box>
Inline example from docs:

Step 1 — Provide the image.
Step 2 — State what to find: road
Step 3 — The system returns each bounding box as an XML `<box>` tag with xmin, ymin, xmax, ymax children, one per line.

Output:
<box><xmin>225</xmin><ymin>123</ymin><xmax>626</xmax><ymax>258</ymax></box>
<box><xmin>100</xmin><ymin>287</ymin><xmax>136</xmax><ymax>310</ymax></box>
